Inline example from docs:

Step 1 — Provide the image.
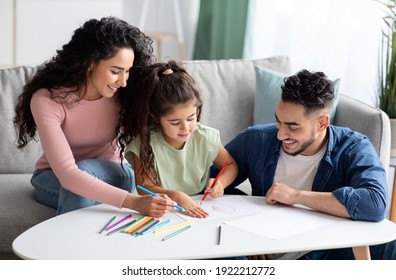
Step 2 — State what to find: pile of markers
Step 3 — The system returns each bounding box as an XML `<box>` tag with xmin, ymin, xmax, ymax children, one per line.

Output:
<box><xmin>98</xmin><ymin>214</ymin><xmax>192</xmax><ymax>241</ymax></box>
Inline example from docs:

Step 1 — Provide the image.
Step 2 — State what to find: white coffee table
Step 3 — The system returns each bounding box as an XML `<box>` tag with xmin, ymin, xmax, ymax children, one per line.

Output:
<box><xmin>12</xmin><ymin>195</ymin><xmax>396</xmax><ymax>260</ymax></box>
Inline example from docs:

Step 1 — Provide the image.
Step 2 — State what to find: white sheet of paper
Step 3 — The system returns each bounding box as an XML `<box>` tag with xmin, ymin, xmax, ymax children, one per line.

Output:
<box><xmin>225</xmin><ymin>206</ymin><xmax>337</xmax><ymax>240</ymax></box>
<box><xmin>176</xmin><ymin>195</ymin><xmax>281</xmax><ymax>221</ymax></box>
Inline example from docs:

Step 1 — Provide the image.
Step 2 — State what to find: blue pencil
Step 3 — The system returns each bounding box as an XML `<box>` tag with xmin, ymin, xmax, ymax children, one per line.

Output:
<box><xmin>136</xmin><ymin>219</ymin><xmax>160</xmax><ymax>235</ymax></box>
<box><xmin>141</xmin><ymin>219</ymin><xmax>171</xmax><ymax>235</ymax></box>
<box><xmin>137</xmin><ymin>185</ymin><xmax>185</xmax><ymax>212</ymax></box>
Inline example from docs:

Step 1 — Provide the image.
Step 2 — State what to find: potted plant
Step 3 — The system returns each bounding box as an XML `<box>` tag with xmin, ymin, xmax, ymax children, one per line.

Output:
<box><xmin>378</xmin><ymin>0</ymin><xmax>396</xmax><ymax>155</ymax></box>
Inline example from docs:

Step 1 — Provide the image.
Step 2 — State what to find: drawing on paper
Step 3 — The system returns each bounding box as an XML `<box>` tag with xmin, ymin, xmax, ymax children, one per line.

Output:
<box><xmin>174</xmin><ymin>195</ymin><xmax>270</xmax><ymax>221</ymax></box>
<box><xmin>193</xmin><ymin>199</ymin><xmax>236</xmax><ymax>216</ymax></box>
<box><xmin>208</xmin><ymin>203</ymin><xmax>235</xmax><ymax>215</ymax></box>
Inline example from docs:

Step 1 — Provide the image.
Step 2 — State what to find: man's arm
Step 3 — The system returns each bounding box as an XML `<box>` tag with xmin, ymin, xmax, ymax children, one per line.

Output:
<box><xmin>266</xmin><ymin>182</ymin><xmax>350</xmax><ymax>218</ymax></box>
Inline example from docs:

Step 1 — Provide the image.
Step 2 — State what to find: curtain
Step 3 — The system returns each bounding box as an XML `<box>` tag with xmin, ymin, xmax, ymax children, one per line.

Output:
<box><xmin>243</xmin><ymin>0</ymin><xmax>385</xmax><ymax>107</ymax></box>
<box><xmin>193</xmin><ymin>0</ymin><xmax>249</xmax><ymax>60</ymax></box>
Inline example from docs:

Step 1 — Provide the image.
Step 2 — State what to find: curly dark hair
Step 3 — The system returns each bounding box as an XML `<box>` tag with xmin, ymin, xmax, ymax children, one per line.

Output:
<box><xmin>119</xmin><ymin>60</ymin><xmax>203</xmax><ymax>185</ymax></box>
<box><xmin>13</xmin><ymin>16</ymin><xmax>154</xmax><ymax>149</ymax></box>
<box><xmin>281</xmin><ymin>69</ymin><xmax>334</xmax><ymax>116</ymax></box>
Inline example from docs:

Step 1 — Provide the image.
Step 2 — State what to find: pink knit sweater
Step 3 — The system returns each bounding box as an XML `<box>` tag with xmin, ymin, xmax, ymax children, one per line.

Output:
<box><xmin>30</xmin><ymin>88</ymin><xmax>128</xmax><ymax>208</ymax></box>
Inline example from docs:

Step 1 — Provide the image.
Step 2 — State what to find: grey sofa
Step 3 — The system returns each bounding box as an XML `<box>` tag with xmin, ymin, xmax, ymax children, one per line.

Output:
<box><xmin>0</xmin><ymin>57</ymin><xmax>391</xmax><ymax>259</ymax></box>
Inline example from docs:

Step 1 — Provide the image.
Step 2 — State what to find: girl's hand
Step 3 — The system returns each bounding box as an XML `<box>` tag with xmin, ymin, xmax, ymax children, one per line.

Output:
<box><xmin>204</xmin><ymin>178</ymin><xmax>225</xmax><ymax>199</ymax></box>
<box><xmin>171</xmin><ymin>191</ymin><xmax>209</xmax><ymax>218</ymax></box>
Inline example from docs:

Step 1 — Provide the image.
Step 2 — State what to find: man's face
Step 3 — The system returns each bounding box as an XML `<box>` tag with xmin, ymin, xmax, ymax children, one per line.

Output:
<box><xmin>275</xmin><ymin>99</ymin><xmax>327</xmax><ymax>156</ymax></box>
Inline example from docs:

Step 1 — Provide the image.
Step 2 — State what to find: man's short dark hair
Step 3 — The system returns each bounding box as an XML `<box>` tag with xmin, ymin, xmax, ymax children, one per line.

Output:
<box><xmin>281</xmin><ymin>69</ymin><xmax>334</xmax><ymax>115</ymax></box>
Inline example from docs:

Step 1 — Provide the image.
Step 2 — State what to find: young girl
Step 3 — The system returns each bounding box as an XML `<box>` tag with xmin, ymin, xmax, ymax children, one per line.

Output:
<box><xmin>122</xmin><ymin>60</ymin><xmax>238</xmax><ymax>218</ymax></box>
<box><xmin>13</xmin><ymin>17</ymin><xmax>176</xmax><ymax>216</ymax></box>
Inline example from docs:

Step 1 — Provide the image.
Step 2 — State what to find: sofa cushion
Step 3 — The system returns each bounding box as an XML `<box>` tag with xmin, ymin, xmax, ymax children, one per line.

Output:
<box><xmin>0</xmin><ymin>66</ymin><xmax>41</xmax><ymax>173</ymax></box>
<box><xmin>0</xmin><ymin>174</ymin><xmax>56</xmax><ymax>256</ymax></box>
<box><xmin>185</xmin><ymin>57</ymin><xmax>291</xmax><ymax>144</ymax></box>
<box><xmin>253</xmin><ymin>66</ymin><xmax>340</xmax><ymax>125</ymax></box>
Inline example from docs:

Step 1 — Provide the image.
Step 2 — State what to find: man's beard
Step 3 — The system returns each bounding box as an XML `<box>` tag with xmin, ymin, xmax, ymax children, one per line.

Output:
<box><xmin>282</xmin><ymin>133</ymin><xmax>316</xmax><ymax>157</ymax></box>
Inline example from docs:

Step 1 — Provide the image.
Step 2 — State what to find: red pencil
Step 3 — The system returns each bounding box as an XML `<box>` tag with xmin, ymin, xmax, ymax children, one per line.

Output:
<box><xmin>199</xmin><ymin>161</ymin><xmax>229</xmax><ymax>205</ymax></box>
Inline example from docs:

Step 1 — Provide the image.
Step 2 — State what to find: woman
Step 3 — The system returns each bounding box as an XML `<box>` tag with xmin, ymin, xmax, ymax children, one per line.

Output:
<box><xmin>13</xmin><ymin>17</ymin><xmax>176</xmax><ymax>216</ymax></box>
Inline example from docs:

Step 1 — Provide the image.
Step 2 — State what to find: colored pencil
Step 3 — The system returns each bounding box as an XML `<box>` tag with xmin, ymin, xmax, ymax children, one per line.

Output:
<box><xmin>217</xmin><ymin>226</ymin><xmax>222</xmax><ymax>245</ymax></box>
<box><xmin>130</xmin><ymin>217</ymin><xmax>155</xmax><ymax>235</ymax></box>
<box><xmin>136</xmin><ymin>185</ymin><xmax>186</xmax><ymax>212</ymax></box>
<box><xmin>121</xmin><ymin>216</ymin><xmax>146</xmax><ymax>232</ymax></box>
<box><xmin>106</xmin><ymin>220</ymin><xmax>136</xmax><ymax>236</ymax></box>
<box><xmin>200</xmin><ymin>161</ymin><xmax>229</xmax><ymax>205</ymax></box>
<box><xmin>124</xmin><ymin>216</ymin><xmax>154</xmax><ymax>234</ymax></box>
<box><xmin>141</xmin><ymin>219</ymin><xmax>171</xmax><ymax>235</ymax></box>
<box><xmin>135</xmin><ymin>219</ymin><xmax>160</xmax><ymax>235</ymax></box>
<box><xmin>99</xmin><ymin>216</ymin><xmax>116</xmax><ymax>234</ymax></box>
<box><xmin>106</xmin><ymin>214</ymin><xmax>132</xmax><ymax>231</ymax></box>
<box><xmin>153</xmin><ymin>220</ymin><xmax>192</xmax><ymax>233</ymax></box>
<box><xmin>162</xmin><ymin>225</ymin><xmax>192</xmax><ymax>241</ymax></box>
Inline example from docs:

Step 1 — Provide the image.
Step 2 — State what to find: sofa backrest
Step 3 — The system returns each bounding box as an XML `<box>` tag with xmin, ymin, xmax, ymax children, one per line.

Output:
<box><xmin>185</xmin><ymin>56</ymin><xmax>291</xmax><ymax>144</ymax></box>
<box><xmin>2</xmin><ymin>57</ymin><xmax>389</xmax><ymax>174</ymax></box>
<box><xmin>0</xmin><ymin>57</ymin><xmax>290</xmax><ymax>174</ymax></box>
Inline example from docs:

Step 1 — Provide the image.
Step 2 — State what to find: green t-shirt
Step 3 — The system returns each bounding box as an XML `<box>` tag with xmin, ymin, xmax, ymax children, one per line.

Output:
<box><xmin>125</xmin><ymin>123</ymin><xmax>220</xmax><ymax>195</ymax></box>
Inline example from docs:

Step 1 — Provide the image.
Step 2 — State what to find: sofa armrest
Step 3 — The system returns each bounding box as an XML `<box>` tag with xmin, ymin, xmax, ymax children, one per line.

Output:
<box><xmin>333</xmin><ymin>94</ymin><xmax>390</xmax><ymax>169</ymax></box>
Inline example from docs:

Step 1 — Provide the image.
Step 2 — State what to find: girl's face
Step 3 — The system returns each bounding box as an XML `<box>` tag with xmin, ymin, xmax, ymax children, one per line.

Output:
<box><xmin>159</xmin><ymin>101</ymin><xmax>198</xmax><ymax>150</ymax></box>
<box><xmin>84</xmin><ymin>48</ymin><xmax>135</xmax><ymax>101</ymax></box>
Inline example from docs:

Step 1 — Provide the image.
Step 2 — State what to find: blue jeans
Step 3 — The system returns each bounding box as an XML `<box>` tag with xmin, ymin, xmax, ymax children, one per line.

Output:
<box><xmin>31</xmin><ymin>159</ymin><xmax>134</xmax><ymax>215</ymax></box>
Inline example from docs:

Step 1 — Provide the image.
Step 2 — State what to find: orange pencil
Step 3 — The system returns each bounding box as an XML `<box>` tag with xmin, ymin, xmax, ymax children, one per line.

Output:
<box><xmin>124</xmin><ymin>216</ymin><xmax>154</xmax><ymax>234</ymax></box>
<box><xmin>130</xmin><ymin>217</ymin><xmax>155</xmax><ymax>235</ymax></box>
<box><xmin>122</xmin><ymin>216</ymin><xmax>146</xmax><ymax>232</ymax></box>
<box><xmin>199</xmin><ymin>161</ymin><xmax>229</xmax><ymax>205</ymax></box>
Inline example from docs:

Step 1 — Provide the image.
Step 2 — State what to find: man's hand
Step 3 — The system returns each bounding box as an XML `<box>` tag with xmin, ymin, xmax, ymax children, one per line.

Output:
<box><xmin>265</xmin><ymin>182</ymin><xmax>299</xmax><ymax>205</ymax></box>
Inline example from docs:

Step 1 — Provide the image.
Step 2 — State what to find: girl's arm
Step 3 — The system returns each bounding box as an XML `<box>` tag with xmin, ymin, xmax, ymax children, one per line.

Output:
<box><xmin>133</xmin><ymin>153</ymin><xmax>208</xmax><ymax>218</ymax></box>
<box><xmin>205</xmin><ymin>144</ymin><xmax>238</xmax><ymax>198</ymax></box>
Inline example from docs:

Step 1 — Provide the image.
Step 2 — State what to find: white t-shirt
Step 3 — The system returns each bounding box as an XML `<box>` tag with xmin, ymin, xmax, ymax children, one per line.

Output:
<box><xmin>271</xmin><ymin>142</ymin><xmax>327</xmax><ymax>259</ymax></box>
<box><xmin>274</xmin><ymin>143</ymin><xmax>327</xmax><ymax>191</ymax></box>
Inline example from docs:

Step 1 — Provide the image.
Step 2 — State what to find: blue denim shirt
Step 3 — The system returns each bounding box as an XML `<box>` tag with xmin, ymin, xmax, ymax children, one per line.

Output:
<box><xmin>221</xmin><ymin>124</ymin><xmax>388</xmax><ymax>222</ymax></box>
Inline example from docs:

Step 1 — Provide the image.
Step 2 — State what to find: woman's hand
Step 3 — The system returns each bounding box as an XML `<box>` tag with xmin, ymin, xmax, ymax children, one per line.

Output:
<box><xmin>122</xmin><ymin>193</ymin><xmax>176</xmax><ymax>218</ymax></box>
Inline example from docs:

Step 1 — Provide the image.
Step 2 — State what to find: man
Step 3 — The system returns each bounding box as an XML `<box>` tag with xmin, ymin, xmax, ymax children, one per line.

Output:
<box><xmin>222</xmin><ymin>69</ymin><xmax>395</xmax><ymax>259</ymax></box>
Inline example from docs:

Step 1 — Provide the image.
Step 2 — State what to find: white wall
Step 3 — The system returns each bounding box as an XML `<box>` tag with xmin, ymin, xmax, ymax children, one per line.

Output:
<box><xmin>0</xmin><ymin>0</ymin><xmax>14</xmax><ymax>68</ymax></box>
<box><xmin>0</xmin><ymin>0</ymin><xmax>200</xmax><ymax>68</ymax></box>
<box><xmin>123</xmin><ymin>0</ymin><xmax>200</xmax><ymax>61</ymax></box>
<box><xmin>243</xmin><ymin>0</ymin><xmax>384</xmax><ymax>108</ymax></box>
